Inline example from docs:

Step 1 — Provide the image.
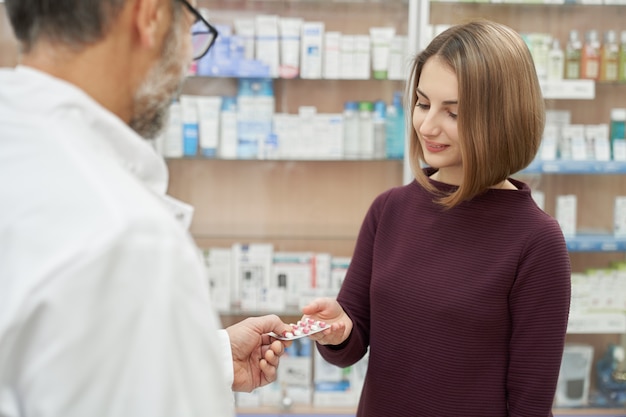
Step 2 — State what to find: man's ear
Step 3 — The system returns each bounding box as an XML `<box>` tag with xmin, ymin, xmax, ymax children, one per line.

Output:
<box><xmin>132</xmin><ymin>0</ymin><xmax>168</xmax><ymax>49</ymax></box>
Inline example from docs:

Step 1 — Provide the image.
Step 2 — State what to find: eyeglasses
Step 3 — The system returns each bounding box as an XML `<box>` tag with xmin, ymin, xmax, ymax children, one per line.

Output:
<box><xmin>177</xmin><ymin>0</ymin><xmax>218</xmax><ymax>61</ymax></box>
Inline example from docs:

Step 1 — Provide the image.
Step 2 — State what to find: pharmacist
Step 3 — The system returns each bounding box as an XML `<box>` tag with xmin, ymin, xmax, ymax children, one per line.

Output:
<box><xmin>0</xmin><ymin>0</ymin><xmax>292</xmax><ymax>416</ymax></box>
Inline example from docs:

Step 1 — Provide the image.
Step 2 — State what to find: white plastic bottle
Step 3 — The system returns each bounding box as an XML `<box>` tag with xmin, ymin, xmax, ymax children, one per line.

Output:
<box><xmin>218</xmin><ymin>96</ymin><xmax>238</xmax><ymax>159</ymax></box>
<box><xmin>372</xmin><ymin>100</ymin><xmax>387</xmax><ymax>159</ymax></box>
<box><xmin>358</xmin><ymin>101</ymin><xmax>374</xmax><ymax>159</ymax></box>
<box><xmin>342</xmin><ymin>101</ymin><xmax>359</xmax><ymax>159</ymax></box>
<box><xmin>161</xmin><ymin>100</ymin><xmax>183</xmax><ymax>158</ymax></box>
<box><xmin>236</xmin><ymin>79</ymin><xmax>256</xmax><ymax>158</ymax></box>
<box><xmin>547</xmin><ymin>39</ymin><xmax>565</xmax><ymax>81</ymax></box>
<box><xmin>237</xmin><ymin>78</ymin><xmax>275</xmax><ymax>159</ymax></box>
<box><xmin>530</xmin><ymin>33</ymin><xmax>551</xmax><ymax>80</ymax></box>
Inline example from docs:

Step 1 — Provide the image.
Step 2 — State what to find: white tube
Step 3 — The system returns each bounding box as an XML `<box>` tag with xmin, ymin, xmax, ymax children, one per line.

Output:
<box><xmin>233</xmin><ymin>19</ymin><xmax>255</xmax><ymax>61</ymax></box>
<box><xmin>278</xmin><ymin>17</ymin><xmax>303</xmax><ymax>79</ymax></box>
<box><xmin>369</xmin><ymin>27</ymin><xmax>396</xmax><ymax>80</ymax></box>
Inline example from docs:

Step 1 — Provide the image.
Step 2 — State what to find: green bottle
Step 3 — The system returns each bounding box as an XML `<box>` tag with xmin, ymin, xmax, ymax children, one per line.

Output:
<box><xmin>565</xmin><ymin>30</ymin><xmax>582</xmax><ymax>80</ymax></box>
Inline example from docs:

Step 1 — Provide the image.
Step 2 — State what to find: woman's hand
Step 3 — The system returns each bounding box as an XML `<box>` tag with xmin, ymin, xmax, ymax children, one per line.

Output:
<box><xmin>301</xmin><ymin>298</ymin><xmax>353</xmax><ymax>346</ymax></box>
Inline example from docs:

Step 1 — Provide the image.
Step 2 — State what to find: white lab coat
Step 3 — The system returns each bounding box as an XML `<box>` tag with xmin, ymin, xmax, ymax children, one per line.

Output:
<box><xmin>0</xmin><ymin>67</ymin><xmax>235</xmax><ymax>416</ymax></box>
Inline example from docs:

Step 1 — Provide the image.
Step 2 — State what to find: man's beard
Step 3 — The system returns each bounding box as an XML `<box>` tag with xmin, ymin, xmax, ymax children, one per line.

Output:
<box><xmin>129</xmin><ymin>25</ymin><xmax>189</xmax><ymax>139</ymax></box>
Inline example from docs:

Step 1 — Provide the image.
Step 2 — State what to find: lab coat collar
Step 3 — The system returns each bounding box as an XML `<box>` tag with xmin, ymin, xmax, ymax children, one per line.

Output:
<box><xmin>9</xmin><ymin>65</ymin><xmax>170</xmax><ymax>196</ymax></box>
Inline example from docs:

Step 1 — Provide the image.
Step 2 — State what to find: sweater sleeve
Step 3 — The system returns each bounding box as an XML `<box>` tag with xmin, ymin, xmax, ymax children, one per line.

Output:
<box><xmin>316</xmin><ymin>190</ymin><xmax>392</xmax><ymax>367</ymax></box>
<box><xmin>507</xmin><ymin>219</ymin><xmax>571</xmax><ymax>416</ymax></box>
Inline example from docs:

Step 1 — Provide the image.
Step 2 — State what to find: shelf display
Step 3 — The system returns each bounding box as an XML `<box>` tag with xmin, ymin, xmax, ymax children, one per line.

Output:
<box><xmin>170</xmin><ymin>0</ymin><xmax>626</xmax><ymax>414</ymax></box>
<box><xmin>1</xmin><ymin>0</ymin><xmax>624</xmax><ymax>415</ymax></box>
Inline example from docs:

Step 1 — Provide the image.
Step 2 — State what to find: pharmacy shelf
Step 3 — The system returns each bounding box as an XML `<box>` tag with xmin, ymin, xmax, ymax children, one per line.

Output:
<box><xmin>171</xmin><ymin>159</ymin><xmax>626</xmax><ymax>173</ymax></box>
<box><xmin>565</xmin><ymin>234</ymin><xmax>626</xmax><ymax>252</ymax></box>
<box><xmin>188</xmin><ymin>76</ymin><xmax>595</xmax><ymax>102</ymax></box>
<box><xmin>522</xmin><ymin>160</ymin><xmax>626</xmax><ymax>174</ymax></box>
<box><xmin>236</xmin><ymin>407</ymin><xmax>626</xmax><ymax>416</ymax></box>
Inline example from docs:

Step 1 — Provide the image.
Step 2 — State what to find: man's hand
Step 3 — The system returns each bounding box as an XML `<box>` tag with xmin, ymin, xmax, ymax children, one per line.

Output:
<box><xmin>226</xmin><ymin>315</ymin><xmax>292</xmax><ymax>392</ymax></box>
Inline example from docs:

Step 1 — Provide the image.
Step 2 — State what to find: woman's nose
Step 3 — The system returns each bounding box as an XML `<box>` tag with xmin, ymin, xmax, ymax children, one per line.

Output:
<box><xmin>417</xmin><ymin>111</ymin><xmax>441</xmax><ymax>137</ymax></box>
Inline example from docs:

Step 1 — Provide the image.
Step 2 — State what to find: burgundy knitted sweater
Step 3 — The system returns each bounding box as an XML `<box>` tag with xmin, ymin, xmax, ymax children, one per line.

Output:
<box><xmin>317</xmin><ymin>174</ymin><xmax>571</xmax><ymax>417</ymax></box>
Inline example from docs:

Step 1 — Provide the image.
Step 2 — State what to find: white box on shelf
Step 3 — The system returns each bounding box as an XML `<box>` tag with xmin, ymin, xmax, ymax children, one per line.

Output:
<box><xmin>569</xmin><ymin>273</ymin><xmax>591</xmax><ymax>316</ymax></box>
<box><xmin>231</xmin><ymin>243</ymin><xmax>274</xmax><ymax>309</ymax></box>
<box><xmin>570</xmin><ymin>125</ymin><xmax>588</xmax><ymax>160</ymax></box>
<box><xmin>540</xmin><ymin>124</ymin><xmax>559</xmax><ymax>161</ymax></box>
<box><xmin>353</xmin><ymin>35</ymin><xmax>371</xmax><ymax>80</ymax></box>
<box><xmin>585</xmin><ymin>124</ymin><xmax>610</xmax><ymax>161</ymax></box>
<box><xmin>555</xmin><ymin>344</ymin><xmax>594</xmax><ymax>407</ymax></box>
<box><xmin>311</xmin><ymin>114</ymin><xmax>343</xmax><ymax>159</ymax></box>
<box><xmin>255</xmin><ymin>15</ymin><xmax>280</xmax><ymax>78</ymax></box>
<box><xmin>203</xmin><ymin>248</ymin><xmax>232</xmax><ymax>312</ymax></box>
<box><xmin>568</xmin><ymin>268</ymin><xmax>626</xmax><ymax>333</ymax></box>
<box><xmin>615</xmin><ymin>268</ymin><xmax>626</xmax><ymax>311</ymax></box>
<box><xmin>300</xmin><ymin>22</ymin><xmax>324</xmax><ymax>79</ymax></box>
<box><xmin>330</xmin><ymin>257</ymin><xmax>351</xmax><ymax>291</ymax></box>
<box><xmin>323</xmin><ymin>31</ymin><xmax>341</xmax><ymax>79</ymax></box>
<box><xmin>561</xmin><ymin>124</ymin><xmax>585</xmax><ymax>161</ymax></box>
<box><xmin>567</xmin><ymin>312</ymin><xmax>626</xmax><ymax>334</ymax></box>
<box><xmin>339</xmin><ymin>35</ymin><xmax>356</xmax><ymax>79</ymax></box>
<box><xmin>556</xmin><ymin>195</ymin><xmax>577</xmax><ymax>237</ymax></box>
<box><xmin>280</xmin><ymin>356</ymin><xmax>313</xmax><ymax>388</ymax></box>
<box><xmin>258</xmin><ymin>287</ymin><xmax>286</xmax><ymax>312</ymax></box>
<box><xmin>614</xmin><ymin>196</ymin><xmax>626</xmax><ymax>237</ymax></box>
<box><xmin>313</xmin><ymin>253</ymin><xmax>333</xmax><ymax>289</ymax></box>
<box><xmin>272</xmin><ymin>113</ymin><xmax>300</xmax><ymax>159</ymax></box>
<box><xmin>272</xmin><ymin>252</ymin><xmax>315</xmax><ymax>307</ymax></box>
<box><xmin>298</xmin><ymin>106</ymin><xmax>317</xmax><ymax>159</ymax></box>
<box><xmin>271</xmin><ymin>338</ymin><xmax>314</xmax><ymax>406</ymax></box>
<box><xmin>540</xmin><ymin>79</ymin><xmax>595</xmax><ymax>100</ymax></box>
<box><xmin>313</xmin><ymin>348</ymin><xmax>368</xmax><ymax>407</ymax></box>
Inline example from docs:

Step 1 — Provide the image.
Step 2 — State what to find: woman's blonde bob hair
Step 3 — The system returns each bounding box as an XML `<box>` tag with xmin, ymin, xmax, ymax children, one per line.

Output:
<box><xmin>406</xmin><ymin>19</ymin><xmax>545</xmax><ymax>208</ymax></box>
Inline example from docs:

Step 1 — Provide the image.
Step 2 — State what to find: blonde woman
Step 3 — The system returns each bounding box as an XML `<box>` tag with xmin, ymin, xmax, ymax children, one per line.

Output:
<box><xmin>303</xmin><ymin>20</ymin><xmax>571</xmax><ymax>416</ymax></box>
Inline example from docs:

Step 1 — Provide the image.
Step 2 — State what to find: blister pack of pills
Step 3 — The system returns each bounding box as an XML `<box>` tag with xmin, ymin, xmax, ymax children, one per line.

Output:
<box><xmin>268</xmin><ymin>318</ymin><xmax>330</xmax><ymax>340</ymax></box>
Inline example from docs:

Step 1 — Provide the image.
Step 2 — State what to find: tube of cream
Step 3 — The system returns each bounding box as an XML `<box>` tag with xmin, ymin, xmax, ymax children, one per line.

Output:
<box><xmin>234</xmin><ymin>19</ymin><xmax>255</xmax><ymax>61</ymax></box>
<box><xmin>279</xmin><ymin>17</ymin><xmax>303</xmax><ymax>79</ymax></box>
<box><xmin>369</xmin><ymin>27</ymin><xmax>396</xmax><ymax>80</ymax></box>
<box><xmin>197</xmin><ymin>96</ymin><xmax>223</xmax><ymax>158</ymax></box>
<box><xmin>255</xmin><ymin>15</ymin><xmax>280</xmax><ymax>78</ymax></box>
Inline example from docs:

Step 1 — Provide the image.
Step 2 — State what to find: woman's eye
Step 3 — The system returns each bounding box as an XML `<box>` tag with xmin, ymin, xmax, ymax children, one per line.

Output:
<box><xmin>448</xmin><ymin>111</ymin><xmax>458</xmax><ymax>120</ymax></box>
<box><xmin>416</xmin><ymin>102</ymin><xmax>429</xmax><ymax>110</ymax></box>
